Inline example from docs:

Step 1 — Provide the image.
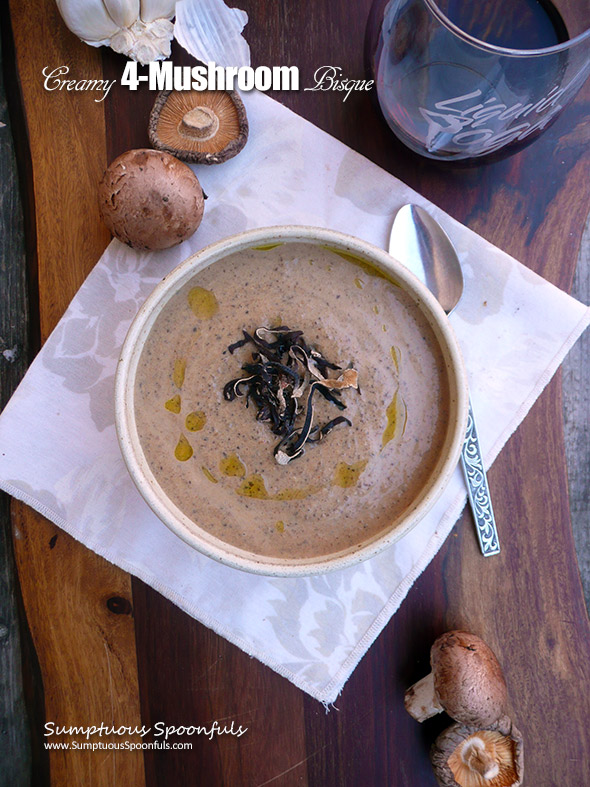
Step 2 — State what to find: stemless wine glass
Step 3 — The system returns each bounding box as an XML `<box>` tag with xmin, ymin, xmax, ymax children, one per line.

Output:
<box><xmin>365</xmin><ymin>0</ymin><xmax>590</xmax><ymax>161</ymax></box>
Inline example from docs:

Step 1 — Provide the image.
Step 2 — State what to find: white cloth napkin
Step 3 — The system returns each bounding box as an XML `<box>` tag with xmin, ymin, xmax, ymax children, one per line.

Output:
<box><xmin>1</xmin><ymin>91</ymin><xmax>588</xmax><ymax>704</ymax></box>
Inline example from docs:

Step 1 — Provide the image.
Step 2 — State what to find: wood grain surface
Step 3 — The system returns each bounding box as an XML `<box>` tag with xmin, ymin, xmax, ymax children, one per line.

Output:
<box><xmin>7</xmin><ymin>1</ymin><xmax>144</xmax><ymax>785</ymax></box>
<box><xmin>6</xmin><ymin>0</ymin><xmax>590</xmax><ymax>784</ymax></box>
<box><xmin>564</xmin><ymin>215</ymin><xmax>590</xmax><ymax>612</ymax></box>
<box><xmin>0</xmin><ymin>13</ymin><xmax>31</xmax><ymax>786</ymax></box>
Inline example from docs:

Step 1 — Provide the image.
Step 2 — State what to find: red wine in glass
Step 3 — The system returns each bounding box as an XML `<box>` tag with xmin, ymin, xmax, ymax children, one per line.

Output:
<box><xmin>366</xmin><ymin>0</ymin><xmax>576</xmax><ymax>162</ymax></box>
<box><xmin>438</xmin><ymin>0</ymin><xmax>568</xmax><ymax>49</ymax></box>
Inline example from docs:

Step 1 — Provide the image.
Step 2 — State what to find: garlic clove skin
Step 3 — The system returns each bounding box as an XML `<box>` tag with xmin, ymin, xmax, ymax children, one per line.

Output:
<box><xmin>140</xmin><ymin>0</ymin><xmax>177</xmax><ymax>24</ymax></box>
<box><xmin>174</xmin><ymin>0</ymin><xmax>251</xmax><ymax>68</ymax></box>
<box><xmin>55</xmin><ymin>0</ymin><xmax>176</xmax><ymax>63</ymax></box>
<box><xmin>56</xmin><ymin>0</ymin><xmax>120</xmax><ymax>43</ymax></box>
<box><xmin>104</xmin><ymin>0</ymin><xmax>140</xmax><ymax>29</ymax></box>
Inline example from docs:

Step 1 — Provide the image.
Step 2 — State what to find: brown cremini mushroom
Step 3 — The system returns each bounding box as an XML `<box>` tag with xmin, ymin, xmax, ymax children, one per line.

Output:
<box><xmin>98</xmin><ymin>149</ymin><xmax>204</xmax><ymax>251</ymax></box>
<box><xmin>431</xmin><ymin>715</ymin><xmax>524</xmax><ymax>787</ymax></box>
<box><xmin>404</xmin><ymin>631</ymin><xmax>507</xmax><ymax>726</ymax></box>
<box><xmin>149</xmin><ymin>89</ymin><xmax>248</xmax><ymax>164</ymax></box>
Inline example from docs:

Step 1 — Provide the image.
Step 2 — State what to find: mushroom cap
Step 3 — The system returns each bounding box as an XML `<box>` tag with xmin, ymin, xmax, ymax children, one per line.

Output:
<box><xmin>431</xmin><ymin>631</ymin><xmax>507</xmax><ymax>726</ymax></box>
<box><xmin>98</xmin><ymin>149</ymin><xmax>204</xmax><ymax>251</ymax></box>
<box><xmin>430</xmin><ymin>716</ymin><xmax>524</xmax><ymax>787</ymax></box>
<box><xmin>149</xmin><ymin>89</ymin><xmax>248</xmax><ymax>164</ymax></box>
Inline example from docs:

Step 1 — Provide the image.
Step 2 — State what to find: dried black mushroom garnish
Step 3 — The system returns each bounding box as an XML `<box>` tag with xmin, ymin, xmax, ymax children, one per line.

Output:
<box><xmin>223</xmin><ymin>327</ymin><xmax>359</xmax><ymax>464</ymax></box>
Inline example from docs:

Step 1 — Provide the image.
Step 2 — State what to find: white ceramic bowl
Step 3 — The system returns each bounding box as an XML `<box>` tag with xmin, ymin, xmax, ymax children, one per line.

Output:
<box><xmin>115</xmin><ymin>226</ymin><xmax>468</xmax><ymax>576</ymax></box>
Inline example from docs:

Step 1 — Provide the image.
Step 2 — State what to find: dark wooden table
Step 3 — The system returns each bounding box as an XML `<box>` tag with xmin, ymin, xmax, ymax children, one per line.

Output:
<box><xmin>3</xmin><ymin>0</ymin><xmax>590</xmax><ymax>784</ymax></box>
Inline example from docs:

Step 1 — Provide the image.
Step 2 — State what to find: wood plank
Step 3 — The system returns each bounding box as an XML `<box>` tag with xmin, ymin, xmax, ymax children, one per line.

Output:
<box><xmin>0</xmin><ymin>11</ymin><xmax>31</xmax><ymax>784</ymax></box>
<box><xmin>563</xmin><ymin>213</ymin><xmax>590</xmax><ymax>612</ymax></box>
<box><xmin>445</xmin><ymin>378</ymin><xmax>590</xmax><ymax>784</ymax></box>
<box><xmin>8</xmin><ymin>0</ymin><xmax>145</xmax><ymax>783</ymax></box>
<box><xmin>132</xmin><ymin>581</ymin><xmax>309</xmax><ymax>787</ymax></box>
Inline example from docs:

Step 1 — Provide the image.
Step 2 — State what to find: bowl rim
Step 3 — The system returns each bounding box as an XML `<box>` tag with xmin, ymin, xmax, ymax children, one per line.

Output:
<box><xmin>115</xmin><ymin>225</ymin><xmax>469</xmax><ymax>576</ymax></box>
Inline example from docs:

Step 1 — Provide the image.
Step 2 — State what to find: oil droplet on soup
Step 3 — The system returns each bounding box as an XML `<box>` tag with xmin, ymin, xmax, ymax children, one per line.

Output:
<box><xmin>251</xmin><ymin>243</ymin><xmax>284</xmax><ymax>251</ymax></box>
<box><xmin>236</xmin><ymin>474</ymin><xmax>269</xmax><ymax>499</ymax></box>
<box><xmin>174</xmin><ymin>434</ymin><xmax>193</xmax><ymax>461</ymax></box>
<box><xmin>173</xmin><ymin>358</ymin><xmax>186</xmax><ymax>388</ymax></box>
<box><xmin>188</xmin><ymin>286</ymin><xmax>219</xmax><ymax>319</ymax></box>
<box><xmin>202</xmin><ymin>466</ymin><xmax>218</xmax><ymax>483</ymax></box>
<box><xmin>275</xmin><ymin>520</ymin><xmax>285</xmax><ymax>533</ymax></box>
<box><xmin>382</xmin><ymin>390</ymin><xmax>408</xmax><ymax>448</ymax></box>
<box><xmin>273</xmin><ymin>485</ymin><xmax>322</xmax><ymax>500</ymax></box>
<box><xmin>354</xmin><ymin>277</ymin><xmax>364</xmax><ymax>289</ymax></box>
<box><xmin>185</xmin><ymin>410</ymin><xmax>207</xmax><ymax>431</ymax></box>
<box><xmin>220</xmin><ymin>453</ymin><xmax>246</xmax><ymax>477</ymax></box>
<box><xmin>333</xmin><ymin>460</ymin><xmax>368</xmax><ymax>488</ymax></box>
<box><xmin>165</xmin><ymin>394</ymin><xmax>181</xmax><ymax>413</ymax></box>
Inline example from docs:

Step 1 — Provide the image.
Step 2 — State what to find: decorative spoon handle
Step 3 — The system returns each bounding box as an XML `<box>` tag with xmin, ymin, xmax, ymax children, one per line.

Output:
<box><xmin>460</xmin><ymin>400</ymin><xmax>501</xmax><ymax>556</ymax></box>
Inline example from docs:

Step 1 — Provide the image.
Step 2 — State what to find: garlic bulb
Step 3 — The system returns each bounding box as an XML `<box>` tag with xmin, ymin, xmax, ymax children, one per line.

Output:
<box><xmin>55</xmin><ymin>0</ymin><xmax>177</xmax><ymax>65</ymax></box>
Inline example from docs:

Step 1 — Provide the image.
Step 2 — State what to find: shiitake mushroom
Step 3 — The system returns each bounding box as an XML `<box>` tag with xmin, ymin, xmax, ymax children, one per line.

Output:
<box><xmin>149</xmin><ymin>89</ymin><xmax>248</xmax><ymax>165</ymax></box>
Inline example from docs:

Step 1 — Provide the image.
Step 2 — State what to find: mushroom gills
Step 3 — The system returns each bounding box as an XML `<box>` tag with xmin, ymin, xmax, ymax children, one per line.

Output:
<box><xmin>447</xmin><ymin>730</ymin><xmax>518</xmax><ymax>787</ymax></box>
<box><xmin>149</xmin><ymin>89</ymin><xmax>248</xmax><ymax>163</ymax></box>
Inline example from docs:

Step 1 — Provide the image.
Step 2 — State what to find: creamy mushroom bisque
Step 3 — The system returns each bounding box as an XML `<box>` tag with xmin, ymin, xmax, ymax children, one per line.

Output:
<box><xmin>134</xmin><ymin>242</ymin><xmax>450</xmax><ymax>560</ymax></box>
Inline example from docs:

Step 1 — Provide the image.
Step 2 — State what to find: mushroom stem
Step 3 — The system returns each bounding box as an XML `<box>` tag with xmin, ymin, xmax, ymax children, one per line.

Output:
<box><xmin>462</xmin><ymin>737</ymin><xmax>500</xmax><ymax>779</ymax></box>
<box><xmin>404</xmin><ymin>672</ymin><xmax>444</xmax><ymax>722</ymax></box>
<box><xmin>179</xmin><ymin>106</ymin><xmax>220</xmax><ymax>141</ymax></box>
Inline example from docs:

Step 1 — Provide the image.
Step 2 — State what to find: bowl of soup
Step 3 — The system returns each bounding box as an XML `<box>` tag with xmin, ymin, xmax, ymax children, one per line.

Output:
<box><xmin>115</xmin><ymin>226</ymin><xmax>468</xmax><ymax>576</ymax></box>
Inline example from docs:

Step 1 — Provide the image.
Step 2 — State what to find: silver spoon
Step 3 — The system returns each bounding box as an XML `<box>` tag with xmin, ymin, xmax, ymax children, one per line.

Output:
<box><xmin>389</xmin><ymin>204</ymin><xmax>500</xmax><ymax>557</ymax></box>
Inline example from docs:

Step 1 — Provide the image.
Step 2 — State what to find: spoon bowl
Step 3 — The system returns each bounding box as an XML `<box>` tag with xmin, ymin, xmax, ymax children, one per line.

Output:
<box><xmin>391</xmin><ymin>204</ymin><xmax>464</xmax><ymax>316</ymax></box>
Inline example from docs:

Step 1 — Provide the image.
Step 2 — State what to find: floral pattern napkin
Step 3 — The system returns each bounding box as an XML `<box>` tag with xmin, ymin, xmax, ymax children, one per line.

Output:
<box><xmin>0</xmin><ymin>91</ymin><xmax>588</xmax><ymax>703</ymax></box>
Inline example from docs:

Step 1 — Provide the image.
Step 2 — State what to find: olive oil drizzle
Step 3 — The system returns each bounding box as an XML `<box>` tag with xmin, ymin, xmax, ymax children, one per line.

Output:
<box><xmin>201</xmin><ymin>466</ymin><xmax>218</xmax><ymax>483</ymax></box>
<box><xmin>251</xmin><ymin>243</ymin><xmax>284</xmax><ymax>251</ymax></box>
<box><xmin>382</xmin><ymin>345</ymin><xmax>407</xmax><ymax>448</ymax></box>
<box><xmin>188</xmin><ymin>286</ymin><xmax>219</xmax><ymax>319</ymax></box>
<box><xmin>333</xmin><ymin>460</ymin><xmax>368</xmax><ymax>488</ymax></box>
<box><xmin>185</xmin><ymin>410</ymin><xmax>207</xmax><ymax>431</ymax></box>
<box><xmin>165</xmin><ymin>394</ymin><xmax>181</xmax><ymax>414</ymax></box>
<box><xmin>220</xmin><ymin>453</ymin><xmax>246</xmax><ymax>477</ymax></box>
<box><xmin>174</xmin><ymin>435</ymin><xmax>193</xmax><ymax>461</ymax></box>
<box><xmin>236</xmin><ymin>474</ymin><xmax>269</xmax><ymax>499</ymax></box>
<box><xmin>173</xmin><ymin>358</ymin><xmax>186</xmax><ymax>388</ymax></box>
<box><xmin>236</xmin><ymin>473</ymin><xmax>323</xmax><ymax>500</ymax></box>
<box><xmin>382</xmin><ymin>391</ymin><xmax>408</xmax><ymax>449</ymax></box>
<box><xmin>322</xmin><ymin>246</ymin><xmax>400</xmax><ymax>286</ymax></box>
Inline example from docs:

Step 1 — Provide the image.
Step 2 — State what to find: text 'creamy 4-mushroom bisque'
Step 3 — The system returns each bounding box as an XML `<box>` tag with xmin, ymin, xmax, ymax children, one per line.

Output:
<box><xmin>405</xmin><ymin>631</ymin><xmax>524</xmax><ymax>787</ymax></box>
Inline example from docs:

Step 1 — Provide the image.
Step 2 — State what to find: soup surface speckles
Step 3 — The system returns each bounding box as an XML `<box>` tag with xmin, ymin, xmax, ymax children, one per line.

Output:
<box><xmin>134</xmin><ymin>242</ymin><xmax>450</xmax><ymax>559</ymax></box>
